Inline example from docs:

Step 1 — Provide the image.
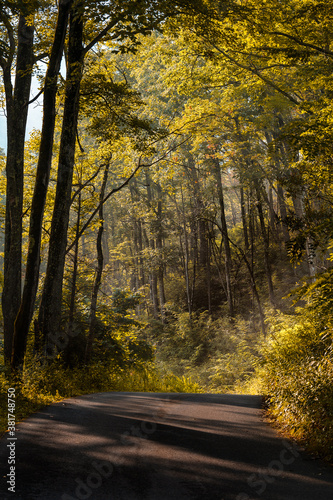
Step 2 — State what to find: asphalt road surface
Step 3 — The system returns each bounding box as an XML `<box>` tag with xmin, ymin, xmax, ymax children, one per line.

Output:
<box><xmin>1</xmin><ymin>392</ymin><xmax>333</xmax><ymax>500</ymax></box>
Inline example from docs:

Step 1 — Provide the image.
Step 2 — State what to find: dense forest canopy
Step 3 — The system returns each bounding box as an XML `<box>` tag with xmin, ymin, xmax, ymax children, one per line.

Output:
<box><xmin>0</xmin><ymin>0</ymin><xmax>333</xmax><ymax>458</ymax></box>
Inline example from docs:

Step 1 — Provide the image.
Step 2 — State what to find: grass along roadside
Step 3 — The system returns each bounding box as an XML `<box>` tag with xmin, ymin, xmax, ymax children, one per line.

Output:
<box><xmin>0</xmin><ymin>361</ymin><xmax>203</xmax><ymax>436</ymax></box>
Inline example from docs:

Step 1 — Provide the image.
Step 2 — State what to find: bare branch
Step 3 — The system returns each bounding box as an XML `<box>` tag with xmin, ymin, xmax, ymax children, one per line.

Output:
<box><xmin>27</xmin><ymin>87</ymin><xmax>44</xmax><ymax>106</ymax></box>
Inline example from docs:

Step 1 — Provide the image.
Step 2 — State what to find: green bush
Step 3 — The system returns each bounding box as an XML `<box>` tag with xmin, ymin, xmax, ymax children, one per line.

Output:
<box><xmin>258</xmin><ymin>309</ymin><xmax>333</xmax><ymax>460</ymax></box>
<box><xmin>147</xmin><ymin>312</ymin><xmax>261</xmax><ymax>392</ymax></box>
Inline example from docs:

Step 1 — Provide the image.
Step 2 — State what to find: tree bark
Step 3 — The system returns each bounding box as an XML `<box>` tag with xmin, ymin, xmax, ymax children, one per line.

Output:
<box><xmin>11</xmin><ymin>0</ymin><xmax>72</xmax><ymax>369</ymax></box>
<box><xmin>2</xmin><ymin>14</ymin><xmax>34</xmax><ymax>365</ymax></box>
<box><xmin>38</xmin><ymin>3</ymin><xmax>84</xmax><ymax>356</ymax></box>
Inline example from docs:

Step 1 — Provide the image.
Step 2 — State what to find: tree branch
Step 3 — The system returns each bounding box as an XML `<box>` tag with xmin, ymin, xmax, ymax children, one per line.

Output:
<box><xmin>200</xmin><ymin>38</ymin><xmax>302</xmax><ymax>106</ymax></box>
<box><xmin>65</xmin><ymin>138</ymin><xmax>189</xmax><ymax>255</ymax></box>
<box><xmin>268</xmin><ymin>31</ymin><xmax>333</xmax><ymax>59</ymax></box>
<box><xmin>0</xmin><ymin>11</ymin><xmax>15</xmax><ymax>67</ymax></box>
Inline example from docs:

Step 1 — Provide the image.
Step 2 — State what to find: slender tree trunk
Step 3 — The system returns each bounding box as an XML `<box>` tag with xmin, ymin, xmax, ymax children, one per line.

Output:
<box><xmin>207</xmin><ymin>234</ymin><xmax>212</xmax><ymax>315</ymax></box>
<box><xmin>180</xmin><ymin>233</ymin><xmax>192</xmax><ymax>318</ymax></box>
<box><xmin>145</xmin><ymin>171</ymin><xmax>160</xmax><ymax>318</ymax></box>
<box><xmin>38</xmin><ymin>4</ymin><xmax>84</xmax><ymax>355</ymax></box>
<box><xmin>292</xmin><ymin>189</ymin><xmax>317</xmax><ymax>277</ymax></box>
<box><xmin>67</xmin><ymin>190</ymin><xmax>81</xmax><ymax>340</ymax></box>
<box><xmin>156</xmin><ymin>183</ymin><xmax>166</xmax><ymax>321</ymax></box>
<box><xmin>241</xmin><ymin>250</ymin><xmax>266</xmax><ymax>337</ymax></box>
<box><xmin>185</xmin><ymin>156</ymin><xmax>208</xmax><ymax>269</ymax></box>
<box><xmin>130</xmin><ymin>184</ymin><xmax>139</xmax><ymax>290</ymax></box>
<box><xmin>277</xmin><ymin>183</ymin><xmax>290</xmax><ymax>243</ymax></box>
<box><xmin>228</xmin><ymin>239</ymin><xmax>266</xmax><ymax>337</ymax></box>
<box><xmin>240</xmin><ymin>186</ymin><xmax>249</xmax><ymax>250</ymax></box>
<box><xmin>150</xmin><ymin>270</ymin><xmax>159</xmax><ymax>319</ymax></box>
<box><xmin>1</xmin><ymin>14</ymin><xmax>34</xmax><ymax>365</ymax></box>
<box><xmin>137</xmin><ymin>220</ymin><xmax>145</xmax><ymax>286</ymax></box>
<box><xmin>267</xmin><ymin>183</ymin><xmax>278</xmax><ymax>240</ymax></box>
<box><xmin>102</xmin><ymin>221</ymin><xmax>110</xmax><ymax>266</ymax></box>
<box><xmin>11</xmin><ymin>1</ymin><xmax>71</xmax><ymax>369</ymax></box>
<box><xmin>198</xmin><ymin>219</ymin><xmax>209</xmax><ymax>268</ymax></box>
<box><xmin>211</xmin><ymin>239</ymin><xmax>227</xmax><ymax>297</ymax></box>
<box><xmin>227</xmin><ymin>190</ymin><xmax>237</xmax><ymax>227</ymax></box>
<box><xmin>256</xmin><ymin>187</ymin><xmax>276</xmax><ymax>307</ymax></box>
<box><xmin>180</xmin><ymin>187</ymin><xmax>192</xmax><ymax>318</ymax></box>
<box><xmin>213</xmin><ymin>159</ymin><xmax>234</xmax><ymax>317</ymax></box>
<box><xmin>85</xmin><ymin>163</ymin><xmax>109</xmax><ymax>362</ymax></box>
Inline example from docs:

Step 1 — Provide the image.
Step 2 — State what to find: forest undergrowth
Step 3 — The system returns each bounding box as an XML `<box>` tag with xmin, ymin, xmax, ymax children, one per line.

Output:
<box><xmin>1</xmin><ymin>277</ymin><xmax>332</xmax><ymax>462</ymax></box>
<box><xmin>0</xmin><ymin>357</ymin><xmax>203</xmax><ymax>437</ymax></box>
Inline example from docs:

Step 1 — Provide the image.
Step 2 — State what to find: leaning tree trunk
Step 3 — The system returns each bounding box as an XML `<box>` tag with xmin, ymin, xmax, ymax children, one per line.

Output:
<box><xmin>2</xmin><ymin>14</ymin><xmax>34</xmax><ymax>365</ymax></box>
<box><xmin>12</xmin><ymin>0</ymin><xmax>72</xmax><ymax>370</ymax></box>
<box><xmin>37</xmin><ymin>4</ymin><xmax>84</xmax><ymax>357</ymax></box>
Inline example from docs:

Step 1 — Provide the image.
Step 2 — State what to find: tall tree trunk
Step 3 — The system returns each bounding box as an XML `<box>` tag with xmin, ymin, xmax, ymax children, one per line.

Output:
<box><xmin>267</xmin><ymin>182</ymin><xmax>278</xmax><ymax>241</ymax></box>
<box><xmin>180</xmin><ymin>187</ymin><xmax>192</xmax><ymax>318</ymax></box>
<box><xmin>137</xmin><ymin>220</ymin><xmax>145</xmax><ymax>287</ymax></box>
<box><xmin>38</xmin><ymin>4</ymin><xmax>84</xmax><ymax>356</ymax></box>
<box><xmin>256</xmin><ymin>187</ymin><xmax>276</xmax><ymax>307</ymax></box>
<box><xmin>237</xmin><ymin>247</ymin><xmax>266</xmax><ymax>337</ymax></box>
<box><xmin>102</xmin><ymin>222</ymin><xmax>110</xmax><ymax>266</ymax></box>
<box><xmin>130</xmin><ymin>183</ymin><xmax>141</xmax><ymax>292</ymax></box>
<box><xmin>198</xmin><ymin>219</ymin><xmax>209</xmax><ymax>268</ymax></box>
<box><xmin>156</xmin><ymin>183</ymin><xmax>166</xmax><ymax>322</ymax></box>
<box><xmin>213</xmin><ymin>159</ymin><xmax>234</xmax><ymax>317</ymax></box>
<box><xmin>277</xmin><ymin>183</ymin><xmax>290</xmax><ymax>243</ymax></box>
<box><xmin>292</xmin><ymin>188</ymin><xmax>317</xmax><ymax>277</ymax></box>
<box><xmin>150</xmin><ymin>270</ymin><xmax>159</xmax><ymax>319</ymax></box>
<box><xmin>67</xmin><ymin>189</ymin><xmax>81</xmax><ymax>341</ymax></box>
<box><xmin>85</xmin><ymin>163</ymin><xmax>109</xmax><ymax>362</ymax></box>
<box><xmin>145</xmin><ymin>171</ymin><xmax>160</xmax><ymax>318</ymax></box>
<box><xmin>12</xmin><ymin>0</ymin><xmax>71</xmax><ymax>369</ymax></box>
<box><xmin>240</xmin><ymin>186</ymin><xmax>249</xmax><ymax>250</ymax></box>
<box><xmin>1</xmin><ymin>14</ymin><xmax>34</xmax><ymax>364</ymax></box>
<box><xmin>185</xmin><ymin>155</ymin><xmax>208</xmax><ymax>269</ymax></box>
<box><xmin>206</xmin><ymin>234</ymin><xmax>212</xmax><ymax>315</ymax></box>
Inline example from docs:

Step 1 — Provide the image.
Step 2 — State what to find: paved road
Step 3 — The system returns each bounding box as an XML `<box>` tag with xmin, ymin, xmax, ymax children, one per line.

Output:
<box><xmin>0</xmin><ymin>392</ymin><xmax>333</xmax><ymax>499</ymax></box>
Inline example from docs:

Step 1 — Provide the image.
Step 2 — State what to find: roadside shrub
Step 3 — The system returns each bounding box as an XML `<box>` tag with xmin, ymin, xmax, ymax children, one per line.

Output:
<box><xmin>259</xmin><ymin>310</ymin><xmax>333</xmax><ymax>460</ymax></box>
<box><xmin>0</xmin><ymin>357</ymin><xmax>203</xmax><ymax>436</ymax></box>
